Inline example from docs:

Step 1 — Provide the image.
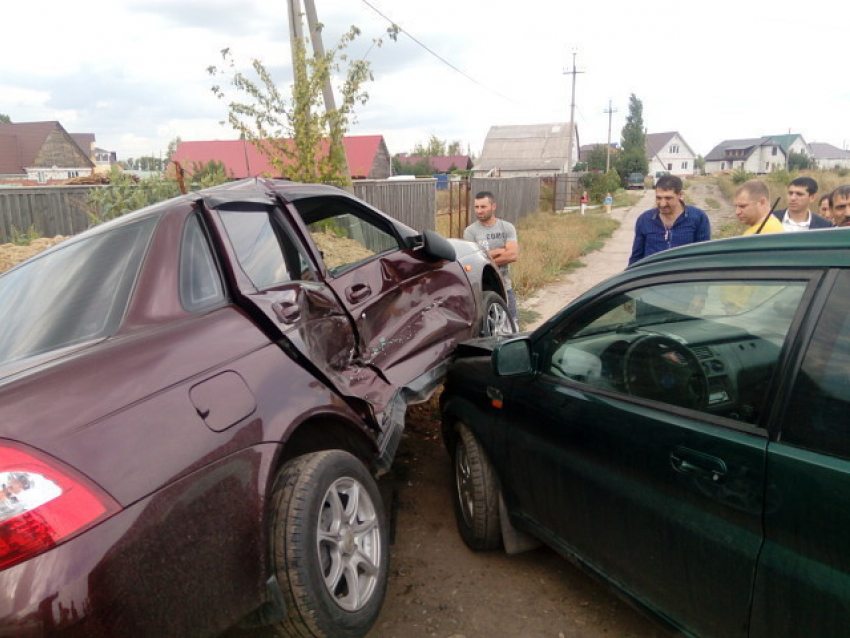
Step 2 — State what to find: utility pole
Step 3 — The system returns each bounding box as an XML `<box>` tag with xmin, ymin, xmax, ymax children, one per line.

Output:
<box><xmin>604</xmin><ymin>99</ymin><xmax>618</xmax><ymax>172</ymax></box>
<box><xmin>563</xmin><ymin>51</ymin><xmax>583</xmax><ymax>206</ymax></box>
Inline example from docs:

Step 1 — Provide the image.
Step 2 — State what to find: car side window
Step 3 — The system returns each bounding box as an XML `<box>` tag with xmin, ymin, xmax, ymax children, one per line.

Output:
<box><xmin>180</xmin><ymin>214</ymin><xmax>226</xmax><ymax>312</ymax></box>
<box><xmin>294</xmin><ymin>198</ymin><xmax>399</xmax><ymax>275</ymax></box>
<box><xmin>545</xmin><ymin>279</ymin><xmax>807</xmax><ymax>425</ymax></box>
<box><xmin>781</xmin><ymin>271</ymin><xmax>850</xmax><ymax>459</ymax></box>
<box><xmin>219</xmin><ymin>208</ymin><xmax>315</xmax><ymax>289</ymax></box>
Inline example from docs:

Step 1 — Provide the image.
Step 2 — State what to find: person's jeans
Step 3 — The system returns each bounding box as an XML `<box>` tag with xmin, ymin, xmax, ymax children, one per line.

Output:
<box><xmin>507</xmin><ymin>289</ymin><xmax>518</xmax><ymax>328</ymax></box>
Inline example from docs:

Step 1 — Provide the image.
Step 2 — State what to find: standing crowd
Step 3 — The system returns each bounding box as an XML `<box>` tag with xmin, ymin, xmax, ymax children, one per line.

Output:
<box><xmin>630</xmin><ymin>174</ymin><xmax>850</xmax><ymax>266</ymax></box>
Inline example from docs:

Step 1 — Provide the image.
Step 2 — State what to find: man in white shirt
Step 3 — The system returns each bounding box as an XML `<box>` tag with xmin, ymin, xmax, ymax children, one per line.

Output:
<box><xmin>772</xmin><ymin>176</ymin><xmax>834</xmax><ymax>231</ymax></box>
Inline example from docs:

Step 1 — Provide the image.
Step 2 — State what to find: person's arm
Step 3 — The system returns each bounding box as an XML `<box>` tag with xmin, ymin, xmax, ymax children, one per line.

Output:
<box><xmin>696</xmin><ymin>211</ymin><xmax>711</xmax><ymax>242</ymax></box>
<box><xmin>490</xmin><ymin>240</ymin><xmax>518</xmax><ymax>265</ymax></box>
<box><xmin>628</xmin><ymin>219</ymin><xmax>645</xmax><ymax>265</ymax></box>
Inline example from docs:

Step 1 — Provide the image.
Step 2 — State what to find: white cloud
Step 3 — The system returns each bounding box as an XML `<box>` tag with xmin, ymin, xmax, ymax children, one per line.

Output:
<box><xmin>1</xmin><ymin>0</ymin><xmax>847</xmax><ymax>161</ymax></box>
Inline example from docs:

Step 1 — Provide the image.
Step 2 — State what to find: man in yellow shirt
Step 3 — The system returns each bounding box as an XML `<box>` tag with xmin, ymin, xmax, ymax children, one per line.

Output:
<box><xmin>734</xmin><ymin>180</ymin><xmax>784</xmax><ymax>235</ymax></box>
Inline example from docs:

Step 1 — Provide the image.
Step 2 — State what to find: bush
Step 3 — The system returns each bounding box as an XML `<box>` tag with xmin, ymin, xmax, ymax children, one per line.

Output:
<box><xmin>580</xmin><ymin>170</ymin><xmax>621</xmax><ymax>202</ymax></box>
<box><xmin>731</xmin><ymin>169</ymin><xmax>754</xmax><ymax>185</ymax></box>
<box><xmin>768</xmin><ymin>168</ymin><xmax>796</xmax><ymax>187</ymax></box>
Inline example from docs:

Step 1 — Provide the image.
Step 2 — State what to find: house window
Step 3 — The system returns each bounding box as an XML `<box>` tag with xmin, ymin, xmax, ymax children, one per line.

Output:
<box><xmin>68</xmin><ymin>170</ymin><xmax>79</xmax><ymax>178</ymax></box>
<box><xmin>667</xmin><ymin>163</ymin><xmax>672</xmax><ymax>171</ymax></box>
<box><xmin>37</xmin><ymin>171</ymin><xmax>46</xmax><ymax>184</ymax></box>
<box><xmin>772</xmin><ymin>146</ymin><xmax>778</xmax><ymax>156</ymax></box>
<box><xmin>681</xmin><ymin>161</ymin><xmax>688</xmax><ymax>169</ymax></box>
<box><xmin>721</xmin><ymin>162</ymin><xmax>726</xmax><ymax>170</ymax></box>
<box><xmin>669</xmin><ymin>144</ymin><xmax>679</xmax><ymax>153</ymax></box>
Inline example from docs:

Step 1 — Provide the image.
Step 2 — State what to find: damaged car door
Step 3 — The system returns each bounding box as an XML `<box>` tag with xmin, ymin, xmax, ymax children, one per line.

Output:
<box><xmin>284</xmin><ymin>194</ymin><xmax>476</xmax><ymax>387</ymax></box>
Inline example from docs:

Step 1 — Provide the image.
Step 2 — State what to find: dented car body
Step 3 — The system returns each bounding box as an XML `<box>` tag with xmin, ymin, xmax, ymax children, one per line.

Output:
<box><xmin>0</xmin><ymin>178</ymin><xmax>509</xmax><ymax>637</ymax></box>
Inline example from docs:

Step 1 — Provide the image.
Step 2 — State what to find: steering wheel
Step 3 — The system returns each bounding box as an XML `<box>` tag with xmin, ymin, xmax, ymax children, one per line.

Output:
<box><xmin>623</xmin><ymin>334</ymin><xmax>708</xmax><ymax>410</ymax></box>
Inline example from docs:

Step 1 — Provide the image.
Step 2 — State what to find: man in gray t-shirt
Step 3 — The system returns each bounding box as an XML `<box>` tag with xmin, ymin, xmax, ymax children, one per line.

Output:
<box><xmin>464</xmin><ymin>191</ymin><xmax>519</xmax><ymax>324</ymax></box>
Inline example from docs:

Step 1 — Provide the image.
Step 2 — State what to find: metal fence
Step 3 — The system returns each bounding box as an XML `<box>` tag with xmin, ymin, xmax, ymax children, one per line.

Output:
<box><xmin>0</xmin><ymin>187</ymin><xmax>95</xmax><ymax>242</ymax></box>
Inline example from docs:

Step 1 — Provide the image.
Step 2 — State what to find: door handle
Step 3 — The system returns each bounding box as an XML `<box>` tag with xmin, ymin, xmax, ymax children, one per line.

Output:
<box><xmin>346</xmin><ymin>283</ymin><xmax>371</xmax><ymax>303</ymax></box>
<box><xmin>670</xmin><ymin>446</ymin><xmax>727</xmax><ymax>482</ymax></box>
<box><xmin>271</xmin><ymin>289</ymin><xmax>300</xmax><ymax>324</ymax></box>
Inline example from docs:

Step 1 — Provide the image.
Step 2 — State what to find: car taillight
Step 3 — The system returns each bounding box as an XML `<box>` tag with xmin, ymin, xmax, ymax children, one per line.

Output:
<box><xmin>0</xmin><ymin>442</ymin><xmax>121</xmax><ymax>571</ymax></box>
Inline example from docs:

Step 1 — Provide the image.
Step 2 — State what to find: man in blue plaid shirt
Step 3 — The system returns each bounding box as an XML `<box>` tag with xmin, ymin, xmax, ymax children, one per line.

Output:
<box><xmin>628</xmin><ymin>174</ymin><xmax>710</xmax><ymax>265</ymax></box>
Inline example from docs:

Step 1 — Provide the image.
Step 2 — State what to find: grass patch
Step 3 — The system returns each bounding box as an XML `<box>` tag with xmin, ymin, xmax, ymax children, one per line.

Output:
<box><xmin>704</xmin><ymin>198</ymin><xmax>720</xmax><ymax>210</ymax></box>
<box><xmin>613</xmin><ymin>190</ymin><xmax>643</xmax><ymax>207</ymax></box>
<box><xmin>10</xmin><ymin>225</ymin><xmax>41</xmax><ymax>246</ymax></box>
<box><xmin>716</xmin><ymin>220</ymin><xmax>746</xmax><ymax>238</ymax></box>
<box><xmin>517</xmin><ymin>307</ymin><xmax>540</xmax><ymax>331</ymax></box>
<box><xmin>512</xmin><ymin>211</ymin><xmax>619</xmax><ymax>298</ymax></box>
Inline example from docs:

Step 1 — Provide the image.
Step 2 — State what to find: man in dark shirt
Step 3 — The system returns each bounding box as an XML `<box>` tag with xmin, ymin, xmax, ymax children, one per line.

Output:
<box><xmin>628</xmin><ymin>174</ymin><xmax>711</xmax><ymax>265</ymax></box>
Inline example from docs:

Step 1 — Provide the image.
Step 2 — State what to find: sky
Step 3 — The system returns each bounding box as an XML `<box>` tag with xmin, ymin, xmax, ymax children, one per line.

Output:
<box><xmin>3</xmin><ymin>0</ymin><xmax>848</xmax><ymax>162</ymax></box>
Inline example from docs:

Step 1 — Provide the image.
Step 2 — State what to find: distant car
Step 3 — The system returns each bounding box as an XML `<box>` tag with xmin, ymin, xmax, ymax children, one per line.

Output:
<box><xmin>0</xmin><ymin>177</ymin><xmax>513</xmax><ymax>637</ymax></box>
<box><xmin>654</xmin><ymin>170</ymin><xmax>671</xmax><ymax>186</ymax></box>
<box><xmin>442</xmin><ymin>230</ymin><xmax>850</xmax><ymax>638</ymax></box>
<box><xmin>625</xmin><ymin>172</ymin><xmax>646</xmax><ymax>189</ymax></box>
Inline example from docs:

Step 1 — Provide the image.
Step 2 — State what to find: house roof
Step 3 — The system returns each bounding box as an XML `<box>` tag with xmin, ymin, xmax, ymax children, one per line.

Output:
<box><xmin>71</xmin><ymin>133</ymin><xmax>96</xmax><ymax>156</ymax></box>
<box><xmin>475</xmin><ymin>123</ymin><xmax>578</xmax><ymax>172</ymax></box>
<box><xmin>645</xmin><ymin>131</ymin><xmax>696</xmax><ymax>160</ymax></box>
<box><xmin>0</xmin><ymin>122</ymin><xmax>59</xmax><ymax>173</ymax></box>
<box><xmin>704</xmin><ymin>137</ymin><xmax>779</xmax><ymax>162</ymax></box>
<box><xmin>395</xmin><ymin>154</ymin><xmax>472</xmax><ymax>172</ymax></box>
<box><xmin>765</xmin><ymin>133</ymin><xmax>805</xmax><ymax>154</ymax></box>
<box><xmin>170</xmin><ymin>135</ymin><xmax>386</xmax><ymax>179</ymax></box>
<box><xmin>809</xmin><ymin>142</ymin><xmax>850</xmax><ymax>160</ymax></box>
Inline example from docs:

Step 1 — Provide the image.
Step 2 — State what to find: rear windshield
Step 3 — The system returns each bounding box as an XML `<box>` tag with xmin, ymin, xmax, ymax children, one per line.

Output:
<box><xmin>0</xmin><ymin>217</ymin><xmax>157</xmax><ymax>364</ymax></box>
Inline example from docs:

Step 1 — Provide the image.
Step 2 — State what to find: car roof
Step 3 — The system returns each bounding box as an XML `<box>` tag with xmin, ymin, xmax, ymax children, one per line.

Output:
<box><xmin>633</xmin><ymin>227</ymin><xmax>850</xmax><ymax>271</ymax></box>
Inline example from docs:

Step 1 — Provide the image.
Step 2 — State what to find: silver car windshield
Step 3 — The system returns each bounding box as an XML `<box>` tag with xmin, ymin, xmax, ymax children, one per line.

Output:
<box><xmin>0</xmin><ymin>217</ymin><xmax>157</xmax><ymax>365</ymax></box>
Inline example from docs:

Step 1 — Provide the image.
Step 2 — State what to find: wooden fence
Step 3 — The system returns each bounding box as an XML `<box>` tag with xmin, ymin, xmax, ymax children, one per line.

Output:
<box><xmin>353</xmin><ymin>178</ymin><xmax>437</xmax><ymax>232</ymax></box>
<box><xmin>0</xmin><ymin>175</ymin><xmax>547</xmax><ymax>244</ymax></box>
<box><xmin>0</xmin><ymin>187</ymin><xmax>95</xmax><ymax>242</ymax></box>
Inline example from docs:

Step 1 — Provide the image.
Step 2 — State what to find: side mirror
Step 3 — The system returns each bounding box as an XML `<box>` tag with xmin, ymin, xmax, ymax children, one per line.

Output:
<box><xmin>420</xmin><ymin>229</ymin><xmax>456</xmax><ymax>262</ymax></box>
<box><xmin>492</xmin><ymin>338</ymin><xmax>532</xmax><ymax>377</ymax></box>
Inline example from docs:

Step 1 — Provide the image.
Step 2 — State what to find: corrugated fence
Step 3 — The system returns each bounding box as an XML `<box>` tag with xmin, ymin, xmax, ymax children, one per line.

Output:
<box><xmin>0</xmin><ymin>176</ymin><xmax>545</xmax><ymax>243</ymax></box>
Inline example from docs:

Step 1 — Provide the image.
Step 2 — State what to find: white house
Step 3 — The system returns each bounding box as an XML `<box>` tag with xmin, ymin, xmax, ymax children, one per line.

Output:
<box><xmin>704</xmin><ymin>137</ymin><xmax>786</xmax><ymax>174</ymax></box>
<box><xmin>646</xmin><ymin>132</ymin><xmax>697</xmax><ymax>176</ymax></box>
<box><xmin>810</xmin><ymin>142</ymin><xmax>850</xmax><ymax>170</ymax></box>
<box><xmin>473</xmin><ymin>123</ymin><xmax>579</xmax><ymax>177</ymax></box>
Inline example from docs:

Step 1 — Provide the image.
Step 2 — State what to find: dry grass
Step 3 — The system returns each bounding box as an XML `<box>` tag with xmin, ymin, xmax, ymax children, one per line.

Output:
<box><xmin>512</xmin><ymin>211</ymin><xmax>618</xmax><ymax>297</ymax></box>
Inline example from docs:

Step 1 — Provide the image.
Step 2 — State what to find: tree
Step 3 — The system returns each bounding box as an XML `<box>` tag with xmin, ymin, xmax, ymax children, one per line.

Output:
<box><xmin>209</xmin><ymin>23</ymin><xmax>396</xmax><ymax>187</ymax></box>
<box><xmin>166</xmin><ymin>136</ymin><xmax>182</xmax><ymax>165</ymax></box>
<box><xmin>0</xmin><ymin>114</ymin><xmax>11</xmax><ymax>124</ymax></box>
<box><xmin>411</xmin><ymin>135</ymin><xmax>463</xmax><ymax>157</ymax></box>
<box><xmin>615</xmin><ymin>94</ymin><xmax>649</xmax><ymax>182</ymax></box>
<box><xmin>584</xmin><ymin>144</ymin><xmax>616</xmax><ymax>172</ymax></box>
<box><xmin>788</xmin><ymin>150</ymin><xmax>813</xmax><ymax>171</ymax></box>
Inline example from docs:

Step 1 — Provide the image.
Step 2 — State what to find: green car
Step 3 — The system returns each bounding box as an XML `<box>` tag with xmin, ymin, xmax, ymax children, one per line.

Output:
<box><xmin>441</xmin><ymin>229</ymin><xmax>850</xmax><ymax>637</ymax></box>
<box><xmin>625</xmin><ymin>172</ymin><xmax>646</xmax><ymax>189</ymax></box>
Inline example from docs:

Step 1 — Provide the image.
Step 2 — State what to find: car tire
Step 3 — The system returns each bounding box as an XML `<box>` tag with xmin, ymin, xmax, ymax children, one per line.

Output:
<box><xmin>270</xmin><ymin>450</ymin><xmax>389</xmax><ymax>638</ymax></box>
<box><xmin>451</xmin><ymin>421</ymin><xmax>502</xmax><ymax>551</ymax></box>
<box><xmin>481</xmin><ymin>291</ymin><xmax>516</xmax><ymax>336</ymax></box>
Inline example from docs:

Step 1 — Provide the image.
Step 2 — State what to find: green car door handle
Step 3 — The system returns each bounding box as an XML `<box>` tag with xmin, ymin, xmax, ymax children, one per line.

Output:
<box><xmin>670</xmin><ymin>447</ymin><xmax>727</xmax><ymax>482</ymax></box>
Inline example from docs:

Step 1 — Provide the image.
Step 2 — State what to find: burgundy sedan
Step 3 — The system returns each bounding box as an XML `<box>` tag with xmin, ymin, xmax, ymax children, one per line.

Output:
<box><xmin>0</xmin><ymin>178</ymin><xmax>511</xmax><ymax>637</ymax></box>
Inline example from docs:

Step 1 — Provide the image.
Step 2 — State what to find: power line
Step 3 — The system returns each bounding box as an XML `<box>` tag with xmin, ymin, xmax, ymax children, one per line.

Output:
<box><xmin>359</xmin><ymin>0</ymin><xmax>526</xmax><ymax>107</ymax></box>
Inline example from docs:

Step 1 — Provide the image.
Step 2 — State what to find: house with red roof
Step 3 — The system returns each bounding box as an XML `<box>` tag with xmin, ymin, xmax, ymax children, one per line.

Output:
<box><xmin>171</xmin><ymin>135</ymin><xmax>391</xmax><ymax>180</ymax></box>
<box><xmin>0</xmin><ymin>121</ymin><xmax>95</xmax><ymax>185</ymax></box>
<box><xmin>394</xmin><ymin>154</ymin><xmax>473</xmax><ymax>174</ymax></box>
